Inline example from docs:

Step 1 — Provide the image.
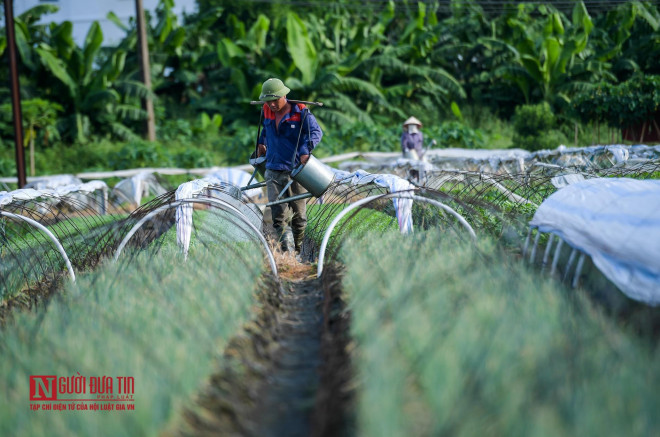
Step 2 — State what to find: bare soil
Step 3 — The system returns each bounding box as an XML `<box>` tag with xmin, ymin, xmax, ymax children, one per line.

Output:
<box><xmin>178</xmin><ymin>264</ymin><xmax>352</xmax><ymax>437</ymax></box>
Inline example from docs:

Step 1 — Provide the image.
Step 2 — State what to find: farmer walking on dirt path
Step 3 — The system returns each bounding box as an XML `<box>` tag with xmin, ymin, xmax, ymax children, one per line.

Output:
<box><xmin>256</xmin><ymin>78</ymin><xmax>323</xmax><ymax>254</ymax></box>
<box><xmin>401</xmin><ymin>116</ymin><xmax>425</xmax><ymax>160</ymax></box>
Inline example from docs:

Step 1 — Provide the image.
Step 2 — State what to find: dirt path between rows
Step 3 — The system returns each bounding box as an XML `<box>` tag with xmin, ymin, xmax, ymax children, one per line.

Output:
<box><xmin>178</xmin><ymin>261</ymin><xmax>352</xmax><ymax>437</ymax></box>
<box><xmin>251</xmin><ymin>276</ymin><xmax>324</xmax><ymax>436</ymax></box>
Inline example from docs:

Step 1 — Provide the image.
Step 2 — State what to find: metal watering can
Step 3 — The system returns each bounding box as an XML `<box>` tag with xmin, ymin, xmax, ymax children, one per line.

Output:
<box><xmin>260</xmin><ymin>155</ymin><xmax>334</xmax><ymax>207</ymax></box>
<box><xmin>291</xmin><ymin>155</ymin><xmax>335</xmax><ymax>197</ymax></box>
<box><xmin>241</xmin><ymin>154</ymin><xmax>334</xmax><ymax>206</ymax></box>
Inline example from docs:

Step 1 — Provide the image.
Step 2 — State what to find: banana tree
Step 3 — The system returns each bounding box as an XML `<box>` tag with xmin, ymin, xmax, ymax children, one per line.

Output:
<box><xmin>35</xmin><ymin>23</ymin><xmax>127</xmax><ymax>142</ymax></box>
<box><xmin>0</xmin><ymin>98</ymin><xmax>62</xmax><ymax>175</ymax></box>
<box><xmin>282</xmin><ymin>10</ymin><xmax>392</xmax><ymax>125</ymax></box>
<box><xmin>480</xmin><ymin>1</ymin><xmax>604</xmax><ymax>106</ymax></box>
<box><xmin>21</xmin><ymin>99</ymin><xmax>62</xmax><ymax>176</ymax></box>
<box><xmin>33</xmin><ymin>21</ymin><xmax>147</xmax><ymax>142</ymax></box>
<box><xmin>592</xmin><ymin>1</ymin><xmax>660</xmax><ymax>78</ymax></box>
<box><xmin>213</xmin><ymin>12</ymin><xmax>276</xmax><ymax>107</ymax></box>
<box><xmin>109</xmin><ymin>0</ymin><xmax>225</xmax><ymax>118</ymax></box>
<box><xmin>2</xmin><ymin>4</ymin><xmax>147</xmax><ymax>143</ymax></box>
<box><xmin>0</xmin><ymin>4</ymin><xmax>59</xmax><ymax>96</ymax></box>
<box><xmin>282</xmin><ymin>6</ymin><xmax>465</xmax><ymax>127</ymax></box>
<box><xmin>0</xmin><ymin>5</ymin><xmax>145</xmax><ymax>142</ymax></box>
<box><xmin>0</xmin><ymin>4</ymin><xmax>59</xmax><ymax>70</ymax></box>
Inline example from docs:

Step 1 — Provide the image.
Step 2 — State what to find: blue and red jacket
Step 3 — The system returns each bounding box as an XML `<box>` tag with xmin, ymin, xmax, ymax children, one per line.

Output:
<box><xmin>259</xmin><ymin>101</ymin><xmax>323</xmax><ymax>171</ymax></box>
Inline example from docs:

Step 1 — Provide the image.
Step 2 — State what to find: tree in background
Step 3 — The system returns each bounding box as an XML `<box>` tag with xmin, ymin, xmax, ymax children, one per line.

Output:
<box><xmin>1</xmin><ymin>0</ymin><xmax>659</xmax><ymax>157</ymax></box>
<box><xmin>512</xmin><ymin>101</ymin><xmax>568</xmax><ymax>151</ymax></box>
<box><xmin>0</xmin><ymin>98</ymin><xmax>62</xmax><ymax>175</ymax></box>
<box><xmin>614</xmin><ymin>1</ymin><xmax>660</xmax><ymax>78</ymax></box>
<box><xmin>20</xmin><ymin>99</ymin><xmax>62</xmax><ymax>176</ymax></box>
<box><xmin>479</xmin><ymin>2</ymin><xmax>600</xmax><ymax>108</ymax></box>
<box><xmin>0</xmin><ymin>4</ymin><xmax>148</xmax><ymax>144</ymax></box>
<box><xmin>572</xmin><ymin>75</ymin><xmax>660</xmax><ymax>143</ymax></box>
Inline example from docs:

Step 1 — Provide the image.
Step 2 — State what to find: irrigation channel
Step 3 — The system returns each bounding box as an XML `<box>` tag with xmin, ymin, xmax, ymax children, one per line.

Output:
<box><xmin>180</xmin><ymin>266</ymin><xmax>351</xmax><ymax>437</ymax></box>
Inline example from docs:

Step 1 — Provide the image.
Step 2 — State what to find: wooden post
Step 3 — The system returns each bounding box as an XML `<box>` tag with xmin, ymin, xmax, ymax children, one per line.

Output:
<box><xmin>574</xmin><ymin>122</ymin><xmax>578</xmax><ymax>147</ymax></box>
<box><xmin>593</xmin><ymin>123</ymin><xmax>596</xmax><ymax>145</ymax></box>
<box><xmin>639</xmin><ymin>121</ymin><xmax>647</xmax><ymax>144</ymax></box>
<box><xmin>135</xmin><ymin>0</ymin><xmax>156</xmax><ymax>141</ymax></box>
<box><xmin>29</xmin><ymin>134</ymin><xmax>35</xmax><ymax>176</ymax></box>
<box><xmin>4</xmin><ymin>0</ymin><xmax>27</xmax><ymax>187</ymax></box>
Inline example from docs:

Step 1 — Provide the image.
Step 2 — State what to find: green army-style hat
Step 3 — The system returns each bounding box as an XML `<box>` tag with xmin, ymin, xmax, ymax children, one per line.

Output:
<box><xmin>259</xmin><ymin>78</ymin><xmax>290</xmax><ymax>101</ymax></box>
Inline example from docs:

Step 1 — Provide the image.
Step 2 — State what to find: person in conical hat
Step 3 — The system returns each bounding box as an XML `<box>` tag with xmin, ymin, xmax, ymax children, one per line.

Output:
<box><xmin>401</xmin><ymin>116</ymin><xmax>424</xmax><ymax>160</ymax></box>
<box><xmin>256</xmin><ymin>78</ymin><xmax>323</xmax><ymax>255</ymax></box>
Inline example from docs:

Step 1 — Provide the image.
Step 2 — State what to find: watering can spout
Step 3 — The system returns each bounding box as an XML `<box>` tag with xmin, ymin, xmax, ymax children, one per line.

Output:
<box><xmin>245</xmin><ymin>151</ymin><xmax>267</xmax><ymax>188</ymax></box>
<box><xmin>249</xmin><ymin>152</ymin><xmax>267</xmax><ymax>179</ymax></box>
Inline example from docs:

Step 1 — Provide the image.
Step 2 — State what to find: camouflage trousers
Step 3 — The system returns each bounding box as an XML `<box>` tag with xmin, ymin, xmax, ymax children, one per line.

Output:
<box><xmin>265</xmin><ymin>169</ymin><xmax>307</xmax><ymax>252</ymax></box>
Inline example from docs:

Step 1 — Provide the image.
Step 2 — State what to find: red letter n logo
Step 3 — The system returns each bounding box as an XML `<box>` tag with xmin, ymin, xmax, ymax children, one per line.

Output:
<box><xmin>30</xmin><ymin>376</ymin><xmax>57</xmax><ymax>401</ymax></box>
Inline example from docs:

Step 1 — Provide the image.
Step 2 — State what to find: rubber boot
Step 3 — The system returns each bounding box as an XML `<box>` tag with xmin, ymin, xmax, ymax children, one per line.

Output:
<box><xmin>280</xmin><ymin>227</ymin><xmax>295</xmax><ymax>254</ymax></box>
<box><xmin>293</xmin><ymin>230</ymin><xmax>305</xmax><ymax>253</ymax></box>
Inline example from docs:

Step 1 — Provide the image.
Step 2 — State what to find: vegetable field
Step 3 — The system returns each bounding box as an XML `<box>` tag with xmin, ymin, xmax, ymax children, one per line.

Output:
<box><xmin>343</xmin><ymin>232</ymin><xmax>659</xmax><ymax>436</ymax></box>
<box><xmin>1</xmin><ymin>0</ymin><xmax>660</xmax><ymax>433</ymax></box>
<box><xmin>1</xmin><ymin>145</ymin><xmax>659</xmax><ymax>436</ymax></box>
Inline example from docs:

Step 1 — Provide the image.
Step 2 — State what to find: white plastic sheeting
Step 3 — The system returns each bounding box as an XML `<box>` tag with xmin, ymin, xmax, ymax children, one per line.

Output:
<box><xmin>111</xmin><ymin>171</ymin><xmax>167</xmax><ymax>207</ymax></box>
<box><xmin>541</xmin><ymin>144</ymin><xmax>659</xmax><ymax>163</ymax></box>
<box><xmin>529</xmin><ymin>144</ymin><xmax>660</xmax><ymax>173</ymax></box>
<box><xmin>426</xmin><ymin>147</ymin><xmax>531</xmax><ymax>165</ymax></box>
<box><xmin>24</xmin><ymin>174</ymin><xmax>83</xmax><ymax>190</ymax></box>
<box><xmin>175</xmin><ymin>177</ymin><xmax>225</xmax><ymax>258</ymax></box>
<box><xmin>529</xmin><ymin>178</ymin><xmax>660</xmax><ymax>306</ymax></box>
<box><xmin>338</xmin><ymin>144</ymin><xmax>660</xmax><ymax>176</ymax></box>
<box><xmin>331</xmin><ymin>168</ymin><xmax>415</xmax><ymax>233</ymax></box>
<box><xmin>550</xmin><ymin>173</ymin><xmax>586</xmax><ymax>189</ymax></box>
<box><xmin>423</xmin><ymin>147</ymin><xmax>530</xmax><ymax>173</ymax></box>
<box><xmin>0</xmin><ymin>181</ymin><xmax>109</xmax><ymax>213</ymax></box>
<box><xmin>174</xmin><ymin>177</ymin><xmax>262</xmax><ymax>259</ymax></box>
<box><xmin>394</xmin><ymin>157</ymin><xmax>435</xmax><ymax>170</ymax></box>
<box><xmin>207</xmin><ymin>168</ymin><xmax>264</xmax><ymax>199</ymax></box>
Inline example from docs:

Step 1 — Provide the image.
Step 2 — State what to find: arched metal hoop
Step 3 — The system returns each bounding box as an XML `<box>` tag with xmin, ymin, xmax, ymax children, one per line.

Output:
<box><xmin>0</xmin><ymin>211</ymin><xmax>76</xmax><ymax>282</ymax></box>
<box><xmin>317</xmin><ymin>193</ymin><xmax>477</xmax><ymax>277</ymax></box>
<box><xmin>525</xmin><ymin>226</ymin><xmax>587</xmax><ymax>289</ymax></box>
<box><xmin>113</xmin><ymin>198</ymin><xmax>277</xmax><ymax>276</ymax></box>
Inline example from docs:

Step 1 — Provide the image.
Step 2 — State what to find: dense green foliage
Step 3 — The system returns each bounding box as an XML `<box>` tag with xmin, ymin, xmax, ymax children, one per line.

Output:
<box><xmin>0</xmin><ymin>0</ymin><xmax>659</xmax><ymax>172</ymax></box>
<box><xmin>0</xmin><ymin>241</ymin><xmax>264</xmax><ymax>436</ymax></box>
<box><xmin>512</xmin><ymin>102</ymin><xmax>569</xmax><ymax>150</ymax></box>
<box><xmin>571</xmin><ymin>74</ymin><xmax>660</xmax><ymax>129</ymax></box>
<box><xmin>342</xmin><ymin>231</ymin><xmax>660</xmax><ymax>437</ymax></box>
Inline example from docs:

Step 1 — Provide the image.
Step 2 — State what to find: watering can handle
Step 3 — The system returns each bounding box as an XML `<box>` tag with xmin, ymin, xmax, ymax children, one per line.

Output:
<box><xmin>290</xmin><ymin>107</ymin><xmax>313</xmax><ymax>168</ymax></box>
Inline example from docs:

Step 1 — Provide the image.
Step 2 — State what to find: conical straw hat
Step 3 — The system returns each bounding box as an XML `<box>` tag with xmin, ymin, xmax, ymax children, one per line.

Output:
<box><xmin>403</xmin><ymin>116</ymin><xmax>422</xmax><ymax>126</ymax></box>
